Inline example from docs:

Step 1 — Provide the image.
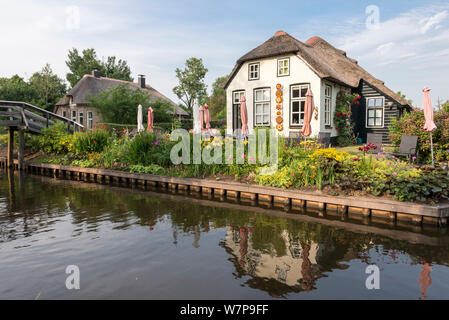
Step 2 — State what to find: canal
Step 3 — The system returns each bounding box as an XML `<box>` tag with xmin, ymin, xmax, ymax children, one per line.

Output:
<box><xmin>1</xmin><ymin>171</ymin><xmax>449</xmax><ymax>300</ymax></box>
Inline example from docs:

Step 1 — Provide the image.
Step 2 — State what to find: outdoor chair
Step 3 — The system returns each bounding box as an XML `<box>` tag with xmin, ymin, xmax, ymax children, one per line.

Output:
<box><xmin>366</xmin><ymin>133</ymin><xmax>383</xmax><ymax>154</ymax></box>
<box><xmin>318</xmin><ymin>132</ymin><xmax>331</xmax><ymax>148</ymax></box>
<box><xmin>391</xmin><ymin>135</ymin><xmax>418</xmax><ymax>162</ymax></box>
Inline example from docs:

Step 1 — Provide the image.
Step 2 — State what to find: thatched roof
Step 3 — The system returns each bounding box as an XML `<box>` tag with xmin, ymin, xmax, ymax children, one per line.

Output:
<box><xmin>224</xmin><ymin>31</ymin><xmax>410</xmax><ymax>107</ymax></box>
<box><xmin>56</xmin><ymin>75</ymin><xmax>189</xmax><ymax>116</ymax></box>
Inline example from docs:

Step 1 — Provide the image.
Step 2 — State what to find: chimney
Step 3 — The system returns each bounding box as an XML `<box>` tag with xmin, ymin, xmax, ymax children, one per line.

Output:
<box><xmin>138</xmin><ymin>74</ymin><xmax>146</xmax><ymax>88</ymax></box>
<box><xmin>92</xmin><ymin>69</ymin><xmax>101</xmax><ymax>78</ymax></box>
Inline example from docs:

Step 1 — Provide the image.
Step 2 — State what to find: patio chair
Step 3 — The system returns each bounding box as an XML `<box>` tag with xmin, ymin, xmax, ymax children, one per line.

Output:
<box><xmin>318</xmin><ymin>132</ymin><xmax>331</xmax><ymax>148</ymax></box>
<box><xmin>366</xmin><ymin>133</ymin><xmax>383</xmax><ymax>154</ymax></box>
<box><xmin>391</xmin><ymin>135</ymin><xmax>418</xmax><ymax>162</ymax></box>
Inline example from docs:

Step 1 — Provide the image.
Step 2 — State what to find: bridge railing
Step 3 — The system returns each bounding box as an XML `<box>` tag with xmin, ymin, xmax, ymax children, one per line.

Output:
<box><xmin>0</xmin><ymin>100</ymin><xmax>84</xmax><ymax>134</ymax></box>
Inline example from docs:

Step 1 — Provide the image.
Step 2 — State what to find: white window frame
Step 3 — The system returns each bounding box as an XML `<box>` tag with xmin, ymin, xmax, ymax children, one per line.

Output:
<box><xmin>277</xmin><ymin>58</ymin><xmax>290</xmax><ymax>77</ymax></box>
<box><xmin>290</xmin><ymin>84</ymin><xmax>310</xmax><ymax>126</ymax></box>
<box><xmin>62</xmin><ymin>111</ymin><xmax>67</xmax><ymax>118</ymax></box>
<box><xmin>366</xmin><ymin>97</ymin><xmax>385</xmax><ymax>128</ymax></box>
<box><xmin>324</xmin><ymin>85</ymin><xmax>332</xmax><ymax>126</ymax></box>
<box><xmin>254</xmin><ymin>88</ymin><xmax>271</xmax><ymax>127</ymax></box>
<box><xmin>88</xmin><ymin>111</ymin><xmax>93</xmax><ymax>129</ymax></box>
<box><xmin>79</xmin><ymin>111</ymin><xmax>84</xmax><ymax>125</ymax></box>
<box><xmin>71</xmin><ymin>110</ymin><xmax>77</xmax><ymax>123</ymax></box>
<box><xmin>248</xmin><ymin>63</ymin><xmax>259</xmax><ymax>80</ymax></box>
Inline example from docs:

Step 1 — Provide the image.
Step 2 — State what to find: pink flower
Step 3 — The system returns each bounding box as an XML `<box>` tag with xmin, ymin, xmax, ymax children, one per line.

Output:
<box><xmin>241</xmin><ymin>154</ymin><xmax>246</xmax><ymax>159</ymax></box>
<box><xmin>228</xmin><ymin>155</ymin><xmax>233</xmax><ymax>160</ymax></box>
<box><xmin>249</xmin><ymin>156</ymin><xmax>254</xmax><ymax>162</ymax></box>
<box><xmin>393</xmin><ymin>172</ymin><xmax>398</xmax><ymax>176</ymax></box>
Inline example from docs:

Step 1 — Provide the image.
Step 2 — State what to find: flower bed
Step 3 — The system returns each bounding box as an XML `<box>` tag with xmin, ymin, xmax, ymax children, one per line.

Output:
<box><xmin>30</xmin><ymin>124</ymin><xmax>449</xmax><ymax>204</ymax></box>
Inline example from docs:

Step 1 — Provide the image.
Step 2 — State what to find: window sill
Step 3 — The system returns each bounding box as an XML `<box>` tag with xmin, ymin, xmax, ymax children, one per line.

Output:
<box><xmin>325</xmin><ymin>125</ymin><xmax>333</xmax><ymax>129</ymax></box>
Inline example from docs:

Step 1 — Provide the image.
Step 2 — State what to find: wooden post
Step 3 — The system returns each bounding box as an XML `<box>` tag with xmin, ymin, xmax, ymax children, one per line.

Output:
<box><xmin>18</xmin><ymin>129</ymin><xmax>24</xmax><ymax>170</ymax></box>
<box><xmin>7</xmin><ymin>128</ymin><xmax>14</xmax><ymax>169</ymax></box>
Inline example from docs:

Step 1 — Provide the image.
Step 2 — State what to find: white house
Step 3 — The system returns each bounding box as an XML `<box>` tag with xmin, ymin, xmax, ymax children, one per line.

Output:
<box><xmin>224</xmin><ymin>31</ymin><xmax>411</xmax><ymax>143</ymax></box>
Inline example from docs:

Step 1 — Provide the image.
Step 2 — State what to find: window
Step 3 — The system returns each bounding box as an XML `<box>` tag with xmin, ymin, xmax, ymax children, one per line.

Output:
<box><xmin>88</xmin><ymin>111</ymin><xmax>93</xmax><ymax>129</ymax></box>
<box><xmin>254</xmin><ymin>88</ymin><xmax>270</xmax><ymax>126</ymax></box>
<box><xmin>278</xmin><ymin>58</ymin><xmax>290</xmax><ymax>76</ymax></box>
<box><xmin>248</xmin><ymin>63</ymin><xmax>259</xmax><ymax>80</ymax></box>
<box><xmin>324</xmin><ymin>85</ymin><xmax>332</xmax><ymax>126</ymax></box>
<box><xmin>290</xmin><ymin>84</ymin><xmax>309</xmax><ymax>126</ymax></box>
<box><xmin>79</xmin><ymin>111</ymin><xmax>84</xmax><ymax>125</ymax></box>
<box><xmin>62</xmin><ymin>111</ymin><xmax>67</xmax><ymax>118</ymax></box>
<box><xmin>366</xmin><ymin>97</ymin><xmax>384</xmax><ymax>127</ymax></box>
<box><xmin>71</xmin><ymin>110</ymin><xmax>77</xmax><ymax>122</ymax></box>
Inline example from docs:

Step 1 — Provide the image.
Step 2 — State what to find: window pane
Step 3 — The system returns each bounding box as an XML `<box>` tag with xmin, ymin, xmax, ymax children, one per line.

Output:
<box><xmin>375</xmin><ymin>118</ymin><xmax>382</xmax><ymax>126</ymax></box>
<box><xmin>368</xmin><ymin>109</ymin><xmax>375</xmax><ymax>117</ymax></box>
<box><xmin>292</xmin><ymin>101</ymin><xmax>299</xmax><ymax>112</ymax></box>
<box><xmin>263</xmin><ymin>89</ymin><xmax>270</xmax><ymax>101</ymax></box>
<box><xmin>263</xmin><ymin>115</ymin><xmax>270</xmax><ymax>124</ymax></box>
<box><xmin>300</xmin><ymin>101</ymin><xmax>306</xmax><ymax>111</ymax></box>
<box><xmin>301</xmin><ymin>87</ymin><xmax>308</xmax><ymax>97</ymax></box>
<box><xmin>256</xmin><ymin>115</ymin><xmax>262</xmax><ymax>124</ymax></box>
<box><xmin>368</xmin><ymin>118</ymin><xmax>374</xmax><ymax>126</ymax></box>
<box><xmin>255</xmin><ymin>90</ymin><xmax>263</xmax><ymax>101</ymax></box>
<box><xmin>292</xmin><ymin>88</ymin><xmax>300</xmax><ymax>98</ymax></box>
<box><xmin>368</xmin><ymin>99</ymin><xmax>375</xmax><ymax>107</ymax></box>
<box><xmin>376</xmin><ymin>99</ymin><xmax>383</xmax><ymax>107</ymax></box>
<box><xmin>292</xmin><ymin>114</ymin><xmax>299</xmax><ymax>124</ymax></box>
<box><xmin>263</xmin><ymin>103</ymin><xmax>270</xmax><ymax>113</ymax></box>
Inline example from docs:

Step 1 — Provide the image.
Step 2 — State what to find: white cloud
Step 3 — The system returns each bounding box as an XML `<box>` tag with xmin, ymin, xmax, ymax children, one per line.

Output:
<box><xmin>335</xmin><ymin>4</ymin><xmax>449</xmax><ymax>105</ymax></box>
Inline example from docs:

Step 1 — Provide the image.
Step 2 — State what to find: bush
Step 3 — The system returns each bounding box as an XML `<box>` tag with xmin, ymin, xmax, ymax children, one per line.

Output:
<box><xmin>124</xmin><ymin>132</ymin><xmax>174</xmax><ymax>167</ymax></box>
<box><xmin>73</xmin><ymin>129</ymin><xmax>110</xmax><ymax>155</ymax></box>
<box><xmin>34</xmin><ymin>122</ymin><xmax>74</xmax><ymax>154</ymax></box>
<box><xmin>389</xmin><ymin>109</ymin><xmax>449</xmax><ymax>163</ymax></box>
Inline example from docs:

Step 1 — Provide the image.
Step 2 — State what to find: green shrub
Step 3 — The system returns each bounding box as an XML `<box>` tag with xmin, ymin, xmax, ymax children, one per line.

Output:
<box><xmin>73</xmin><ymin>130</ymin><xmax>110</xmax><ymax>155</ymax></box>
<box><xmin>389</xmin><ymin>109</ymin><xmax>449</xmax><ymax>163</ymax></box>
<box><xmin>124</xmin><ymin>132</ymin><xmax>174</xmax><ymax>167</ymax></box>
<box><xmin>34</xmin><ymin>122</ymin><xmax>73</xmax><ymax>154</ymax></box>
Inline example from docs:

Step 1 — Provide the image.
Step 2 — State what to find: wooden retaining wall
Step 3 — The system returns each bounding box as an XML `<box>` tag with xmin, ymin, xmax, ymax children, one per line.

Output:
<box><xmin>3</xmin><ymin>159</ymin><xmax>449</xmax><ymax>227</ymax></box>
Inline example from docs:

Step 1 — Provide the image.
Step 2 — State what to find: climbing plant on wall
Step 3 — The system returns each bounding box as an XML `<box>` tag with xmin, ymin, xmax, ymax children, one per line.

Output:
<box><xmin>334</xmin><ymin>91</ymin><xmax>360</xmax><ymax>146</ymax></box>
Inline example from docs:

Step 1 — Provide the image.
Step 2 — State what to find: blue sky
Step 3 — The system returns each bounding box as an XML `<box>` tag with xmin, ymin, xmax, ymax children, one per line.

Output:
<box><xmin>1</xmin><ymin>0</ymin><xmax>448</xmax><ymax>106</ymax></box>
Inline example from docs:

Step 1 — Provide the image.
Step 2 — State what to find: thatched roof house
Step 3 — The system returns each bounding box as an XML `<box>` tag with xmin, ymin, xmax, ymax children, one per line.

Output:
<box><xmin>224</xmin><ymin>31</ymin><xmax>411</xmax><ymax>143</ymax></box>
<box><xmin>55</xmin><ymin>71</ymin><xmax>188</xmax><ymax>129</ymax></box>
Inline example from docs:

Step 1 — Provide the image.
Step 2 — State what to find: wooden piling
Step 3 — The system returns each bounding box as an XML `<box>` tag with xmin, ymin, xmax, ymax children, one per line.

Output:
<box><xmin>7</xmin><ymin>128</ymin><xmax>14</xmax><ymax>169</ymax></box>
<box><xmin>18</xmin><ymin>129</ymin><xmax>25</xmax><ymax>170</ymax></box>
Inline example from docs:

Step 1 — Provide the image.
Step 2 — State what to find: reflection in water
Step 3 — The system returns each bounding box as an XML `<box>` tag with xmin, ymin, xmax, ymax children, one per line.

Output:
<box><xmin>1</xmin><ymin>172</ymin><xmax>449</xmax><ymax>299</ymax></box>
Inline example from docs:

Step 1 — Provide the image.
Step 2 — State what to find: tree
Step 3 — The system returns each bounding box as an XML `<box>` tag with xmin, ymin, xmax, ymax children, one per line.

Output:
<box><xmin>397</xmin><ymin>91</ymin><xmax>414</xmax><ymax>106</ymax></box>
<box><xmin>443</xmin><ymin>100</ymin><xmax>449</xmax><ymax>113</ymax></box>
<box><xmin>29</xmin><ymin>64</ymin><xmax>66</xmax><ymax>111</ymax></box>
<box><xmin>173</xmin><ymin>57</ymin><xmax>208</xmax><ymax>110</ymax></box>
<box><xmin>206</xmin><ymin>75</ymin><xmax>227</xmax><ymax>120</ymax></box>
<box><xmin>88</xmin><ymin>84</ymin><xmax>173</xmax><ymax>124</ymax></box>
<box><xmin>66</xmin><ymin>48</ymin><xmax>132</xmax><ymax>87</ymax></box>
<box><xmin>0</xmin><ymin>75</ymin><xmax>38</xmax><ymax>103</ymax></box>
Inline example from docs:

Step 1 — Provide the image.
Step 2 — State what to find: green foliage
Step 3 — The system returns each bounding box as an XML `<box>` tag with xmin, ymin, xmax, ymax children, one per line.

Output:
<box><xmin>66</xmin><ymin>48</ymin><xmax>132</xmax><ymax>87</ymax></box>
<box><xmin>128</xmin><ymin>164</ymin><xmax>166</xmax><ymax>175</ymax></box>
<box><xmin>206</xmin><ymin>75</ymin><xmax>227</xmax><ymax>119</ymax></box>
<box><xmin>173</xmin><ymin>57</ymin><xmax>208</xmax><ymax>109</ymax></box>
<box><xmin>389</xmin><ymin>109</ymin><xmax>449</xmax><ymax>162</ymax></box>
<box><xmin>0</xmin><ymin>65</ymin><xmax>66</xmax><ymax>111</ymax></box>
<box><xmin>124</xmin><ymin>132</ymin><xmax>174</xmax><ymax>167</ymax></box>
<box><xmin>28</xmin><ymin>64</ymin><xmax>66</xmax><ymax>111</ymax></box>
<box><xmin>73</xmin><ymin>130</ymin><xmax>110</xmax><ymax>155</ymax></box>
<box><xmin>34</xmin><ymin>122</ymin><xmax>74</xmax><ymax>154</ymax></box>
<box><xmin>88</xmin><ymin>84</ymin><xmax>151</xmax><ymax>124</ymax></box>
<box><xmin>334</xmin><ymin>91</ymin><xmax>359</xmax><ymax>146</ymax></box>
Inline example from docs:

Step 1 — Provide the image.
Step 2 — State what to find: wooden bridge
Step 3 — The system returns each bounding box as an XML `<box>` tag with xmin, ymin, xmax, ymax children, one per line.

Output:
<box><xmin>0</xmin><ymin>100</ymin><xmax>83</xmax><ymax>170</ymax></box>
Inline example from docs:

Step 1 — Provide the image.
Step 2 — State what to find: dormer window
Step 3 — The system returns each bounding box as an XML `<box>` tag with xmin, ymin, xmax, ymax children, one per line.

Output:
<box><xmin>277</xmin><ymin>58</ymin><xmax>290</xmax><ymax>77</ymax></box>
<box><xmin>248</xmin><ymin>63</ymin><xmax>259</xmax><ymax>80</ymax></box>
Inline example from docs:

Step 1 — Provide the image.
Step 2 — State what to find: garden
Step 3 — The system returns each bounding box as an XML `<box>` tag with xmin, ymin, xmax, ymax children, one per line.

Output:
<box><xmin>28</xmin><ymin>119</ymin><xmax>449</xmax><ymax>205</ymax></box>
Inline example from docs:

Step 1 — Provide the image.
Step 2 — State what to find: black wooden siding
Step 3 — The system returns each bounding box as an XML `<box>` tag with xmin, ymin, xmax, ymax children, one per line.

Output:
<box><xmin>352</xmin><ymin>80</ymin><xmax>402</xmax><ymax>144</ymax></box>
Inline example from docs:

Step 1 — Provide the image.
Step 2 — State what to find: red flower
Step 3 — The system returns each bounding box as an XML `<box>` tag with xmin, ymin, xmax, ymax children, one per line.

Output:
<box><xmin>336</xmin><ymin>113</ymin><xmax>341</xmax><ymax>117</ymax></box>
<box><xmin>343</xmin><ymin>113</ymin><xmax>347</xmax><ymax>116</ymax></box>
<box><xmin>336</xmin><ymin>127</ymin><xmax>339</xmax><ymax>130</ymax></box>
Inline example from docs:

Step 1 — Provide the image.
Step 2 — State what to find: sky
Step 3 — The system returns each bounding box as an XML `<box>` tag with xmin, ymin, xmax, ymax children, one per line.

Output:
<box><xmin>0</xmin><ymin>0</ymin><xmax>448</xmax><ymax>107</ymax></box>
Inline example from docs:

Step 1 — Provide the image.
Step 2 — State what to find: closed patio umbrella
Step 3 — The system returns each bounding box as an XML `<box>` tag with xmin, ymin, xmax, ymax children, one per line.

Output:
<box><xmin>301</xmin><ymin>88</ymin><xmax>314</xmax><ymax>137</ymax></box>
<box><xmin>199</xmin><ymin>105</ymin><xmax>204</xmax><ymax>132</ymax></box>
<box><xmin>240</xmin><ymin>96</ymin><xmax>248</xmax><ymax>136</ymax></box>
<box><xmin>137</xmin><ymin>104</ymin><xmax>144</xmax><ymax>132</ymax></box>
<box><xmin>147</xmin><ymin>107</ymin><xmax>154</xmax><ymax>133</ymax></box>
<box><xmin>203</xmin><ymin>104</ymin><xmax>211</xmax><ymax>131</ymax></box>
<box><xmin>423</xmin><ymin>87</ymin><xmax>437</xmax><ymax>167</ymax></box>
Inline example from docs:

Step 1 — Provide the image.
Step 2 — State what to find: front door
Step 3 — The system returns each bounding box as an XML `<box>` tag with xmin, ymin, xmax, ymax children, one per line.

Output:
<box><xmin>232</xmin><ymin>91</ymin><xmax>245</xmax><ymax>134</ymax></box>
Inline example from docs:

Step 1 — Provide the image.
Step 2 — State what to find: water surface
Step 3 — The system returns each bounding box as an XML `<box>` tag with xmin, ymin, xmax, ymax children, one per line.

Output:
<box><xmin>1</xmin><ymin>171</ymin><xmax>449</xmax><ymax>300</ymax></box>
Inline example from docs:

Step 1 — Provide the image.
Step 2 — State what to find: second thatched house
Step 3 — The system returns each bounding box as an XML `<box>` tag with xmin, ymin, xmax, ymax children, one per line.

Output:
<box><xmin>55</xmin><ymin>71</ymin><xmax>189</xmax><ymax>129</ymax></box>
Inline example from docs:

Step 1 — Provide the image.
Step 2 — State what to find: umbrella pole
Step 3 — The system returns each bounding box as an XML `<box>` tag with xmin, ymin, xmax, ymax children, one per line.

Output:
<box><xmin>430</xmin><ymin>131</ymin><xmax>435</xmax><ymax>168</ymax></box>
